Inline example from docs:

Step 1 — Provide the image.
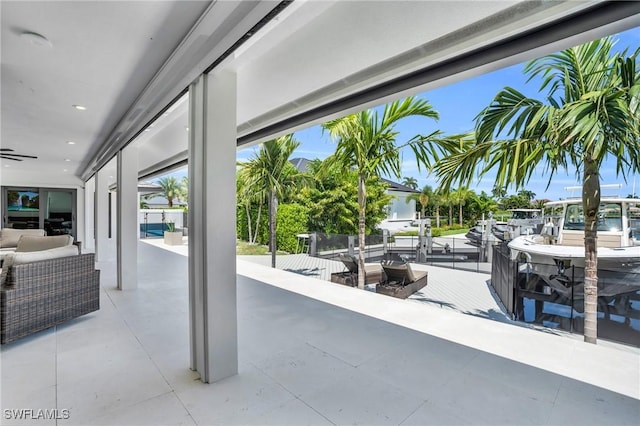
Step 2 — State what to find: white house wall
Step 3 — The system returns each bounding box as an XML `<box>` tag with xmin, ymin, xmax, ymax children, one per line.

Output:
<box><xmin>387</xmin><ymin>190</ymin><xmax>416</xmax><ymax>221</ymax></box>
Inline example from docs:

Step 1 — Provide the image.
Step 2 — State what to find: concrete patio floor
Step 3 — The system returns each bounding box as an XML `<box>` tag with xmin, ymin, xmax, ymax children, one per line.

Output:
<box><xmin>147</xmin><ymin>237</ymin><xmax>509</xmax><ymax>323</ymax></box>
<box><xmin>1</xmin><ymin>241</ymin><xmax>638</xmax><ymax>425</ymax></box>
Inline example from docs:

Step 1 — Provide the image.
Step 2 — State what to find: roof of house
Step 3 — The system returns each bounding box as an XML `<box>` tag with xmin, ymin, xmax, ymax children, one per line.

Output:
<box><xmin>381</xmin><ymin>178</ymin><xmax>420</xmax><ymax>193</ymax></box>
<box><xmin>290</xmin><ymin>157</ymin><xmax>313</xmax><ymax>173</ymax></box>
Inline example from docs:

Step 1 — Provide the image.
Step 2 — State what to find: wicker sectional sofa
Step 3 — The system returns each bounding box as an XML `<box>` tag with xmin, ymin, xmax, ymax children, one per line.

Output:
<box><xmin>0</xmin><ymin>237</ymin><xmax>100</xmax><ymax>344</ymax></box>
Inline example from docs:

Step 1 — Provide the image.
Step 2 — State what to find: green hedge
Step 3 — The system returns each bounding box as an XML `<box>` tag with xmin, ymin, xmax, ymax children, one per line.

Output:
<box><xmin>237</xmin><ymin>203</ymin><xmax>309</xmax><ymax>253</ymax></box>
<box><xmin>276</xmin><ymin>204</ymin><xmax>309</xmax><ymax>253</ymax></box>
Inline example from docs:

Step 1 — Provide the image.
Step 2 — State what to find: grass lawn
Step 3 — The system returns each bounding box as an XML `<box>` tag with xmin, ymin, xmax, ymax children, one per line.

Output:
<box><xmin>439</xmin><ymin>227</ymin><xmax>470</xmax><ymax>236</ymax></box>
<box><xmin>236</xmin><ymin>240</ymin><xmax>288</xmax><ymax>255</ymax></box>
<box><xmin>394</xmin><ymin>227</ymin><xmax>470</xmax><ymax>237</ymax></box>
<box><xmin>237</xmin><ymin>240</ymin><xmax>269</xmax><ymax>255</ymax></box>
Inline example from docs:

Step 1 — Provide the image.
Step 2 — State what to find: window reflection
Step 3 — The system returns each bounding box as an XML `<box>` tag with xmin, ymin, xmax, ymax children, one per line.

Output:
<box><xmin>6</xmin><ymin>189</ymin><xmax>39</xmax><ymax>229</ymax></box>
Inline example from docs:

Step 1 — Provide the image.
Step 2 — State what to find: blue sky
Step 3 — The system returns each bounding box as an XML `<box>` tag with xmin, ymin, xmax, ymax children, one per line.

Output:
<box><xmin>237</xmin><ymin>26</ymin><xmax>640</xmax><ymax>201</ymax></box>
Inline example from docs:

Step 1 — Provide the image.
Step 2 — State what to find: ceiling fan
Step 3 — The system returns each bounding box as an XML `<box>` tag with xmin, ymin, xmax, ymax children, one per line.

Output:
<box><xmin>0</xmin><ymin>148</ymin><xmax>38</xmax><ymax>161</ymax></box>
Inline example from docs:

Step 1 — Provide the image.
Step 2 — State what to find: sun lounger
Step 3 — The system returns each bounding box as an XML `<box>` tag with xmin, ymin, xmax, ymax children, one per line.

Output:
<box><xmin>377</xmin><ymin>261</ymin><xmax>428</xmax><ymax>299</ymax></box>
<box><xmin>330</xmin><ymin>253</ymin><xmax>383</xmax><ymax>286</ymax></box>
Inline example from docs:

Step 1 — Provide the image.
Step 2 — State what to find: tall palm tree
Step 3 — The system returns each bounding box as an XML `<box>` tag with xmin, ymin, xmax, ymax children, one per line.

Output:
<box><xmin>179</xmin><ymin>176</ymin><xmax>189</xmax><ymax>206</ymax></box>
<box><xmin>323</xmin><ymin>97</ymin><xmax>439</xmax><ymax>289</ymax></box>
<box><xmin>236</xmin><ymin>170</ymin><xmax>264</xmax><ymax>244</ymax></box>
<box><xmin>432</xmin><ymin>37</ymin><xmax>640</xmax><ymax>344</ymax></box>
<box><xmin>407</xmin><ymin>185</ymin><xmax>433</xmax><ymax>219</ymax></box>
<box><xmin>437</xmin><ymin>191</ymin><xmax>454</xmax><ymax>227</ymax></box>
<box><xmin>157</xmin><ymin>176</ymin><xmax>181</xmax><ymax>208</ymax></box>
<box><xmin>238</xmin><ymin>135</ymin><xmax>301</xmax><ymax>268</ymax></box>
<box><xmin>451</xmin><ymin>187</ymin><xmax>472</xmax><ymax>226</ymax></box>
<box><xmin>431</xmin><ymin>191</ymin><xmax>443</xmax><ymax>228</ymax></box>
<box><xmin>401</xmin><ymin>176</ymin><xmax>418</xmax><ymax>190</ymax></box>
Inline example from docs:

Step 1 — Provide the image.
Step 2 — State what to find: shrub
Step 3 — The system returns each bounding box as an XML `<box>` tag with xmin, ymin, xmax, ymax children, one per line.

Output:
<box><xmin>276</xmin><ymin>204</ymin><xmax>309</xmax><ymax>253</ymax></box>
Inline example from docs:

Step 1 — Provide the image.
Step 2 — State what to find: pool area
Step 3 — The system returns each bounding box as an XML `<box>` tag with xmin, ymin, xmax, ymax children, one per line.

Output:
<box><xmin>140</xmin><ymin>222</ymin><xmax>168</xmax><ymax>238</ymax></box>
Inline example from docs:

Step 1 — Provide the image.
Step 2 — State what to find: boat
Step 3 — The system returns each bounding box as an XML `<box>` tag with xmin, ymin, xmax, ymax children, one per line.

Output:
<box><xmin>464</xmin><ymin>224</ymin><xmax>485</xmax><ymax>246</ymax></box>
<box><xmin>464</xmin><ymin>218</ymin><xmax>505</xmax><ymax>246</ymax></box>
<box><xmin>491</xmin><ymin>208</ymin><xmax>544</xmax><ymax>241</ymax></box>
<box><xmin>508</xmin><ymin>197</ymin><xmax>640</xmax><ymax>306</ymax></box>
<box><xmin>465</xmin><ymin>209</ymin><xmax>543</xmax><ymax>246</ymax></box>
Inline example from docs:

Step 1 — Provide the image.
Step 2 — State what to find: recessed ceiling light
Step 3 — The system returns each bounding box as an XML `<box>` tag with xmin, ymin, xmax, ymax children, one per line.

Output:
<box><xmin>20</xmin><ymin>31</ymin><xmax>53</xmax><ymax>48</ymax></box>
<box><xmin>185</xmin><ymin>127</ymin><xmax>189</xmax><ymax>131</ymax></box>
<box><xmin>72</xmin><ymin>105</ymin><xmax>86</xmax><ymax>110</ymax></box>
<box><xmin>144</xmin><ymin>129</ymin><xmax>151</xmax><ymax>132</ymax></box>
<box><xmin>64</xmin><ymin>158</ymin><xmax>71</xmax><ymax>162</ymax></box>
<box><xmin>66</xmin><ymin>141</ymin><xmax>76</xmax><ymax>145</ymax></box>
<box><xmin>63</xmin><ymin>169</ymin><xmax>68</xmax><ymax>172</ymax></box>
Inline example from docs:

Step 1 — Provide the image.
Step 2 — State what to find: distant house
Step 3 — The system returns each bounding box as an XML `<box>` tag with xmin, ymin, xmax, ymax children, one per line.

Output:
<box><xmin>289</xmin><ymin>157</ymin><xmax>418</xmax><ymax>222</ymax></box>
<box><xmin>380</xmin><ymin>178</ymin><xmax>419</xmax><ymax>221</ymax></box>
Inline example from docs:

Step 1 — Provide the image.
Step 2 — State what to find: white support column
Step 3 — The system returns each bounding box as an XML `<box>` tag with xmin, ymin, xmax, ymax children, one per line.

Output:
<box><xmin>84</xmin><ymin>177</ymin><xmax>96</xmax><ymax>252</ymax></box>
<box><xmin>95</xmin><ymin>168</ymin><xmax>111</xmax><ymax>262</ymax></box>
<box><xmin>188</xmin><ymin>71</ymin><xmax>238</xmax><ymax>383</ymax></box>
<box><xmin>117</xmin><ymin>145</ymin><xmax>139</xmax><ymax>290</ymax></box>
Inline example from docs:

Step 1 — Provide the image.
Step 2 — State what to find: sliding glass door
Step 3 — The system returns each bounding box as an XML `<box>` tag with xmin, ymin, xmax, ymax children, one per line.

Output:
<box><xmin>2</xmin><ymin>187</ymin><xmax>77</xmax><ymax>238</ymax></box>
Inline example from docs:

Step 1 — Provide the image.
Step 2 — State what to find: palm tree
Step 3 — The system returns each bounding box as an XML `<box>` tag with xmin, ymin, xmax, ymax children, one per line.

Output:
<box><xmin>451</xmin><ymin>187</ymin><xmax>472</xmax><ymax>226</ymax></box>
<box><xmin>469</xmin><ymin>191</ymin><xmax>498</xmax><ymax>219</ymax></box>
<box><xmin>407</xmin><ymin>185</ymin><xmax>433</xmax><ymax>219</ymax></box>
<box><xmin>238</xmin><ymin>135</ymin><xmax>301</xmax><ymax>268</ymax></box>
<box><xmin>517</xmin><ymin>189</ymin><xmax>536</xmax><ymax>203</ymax></box>
<box><xmin>236</xmin><ymin>170</ymin><xmax>264</xmax><ymax>244</ymax></box>
<box><xmin>401</xmin><ymin>176</ymin><xmax>418</xmax><ymax>190</ymax></box>
<box><xmin>323</xmin><ymin>97</ymin><xmax>439</xmax><ymax>289</ymax></box>
<box><xmin>179</xmin><ymin>176</ymin><xmax>189</xmax><ymax>206</ymax></box>
<box><xmin>431</xmin><ymin>191</ymin><xmax>443</xmax><ymax>228</ymax></box>
<box><xmin>157</xmin><ymin>176</ymin><xmax>181</xmax><ymax>208</ymax></box>
<box><xmin>432</xmin><ymin>37</ymin><xmax>640</xmax><ymax>344</ymax></box>
<box><xmin>438</xmin><ymin>191</ymin><xmax>454</xmax><ymax>227</ymax></box>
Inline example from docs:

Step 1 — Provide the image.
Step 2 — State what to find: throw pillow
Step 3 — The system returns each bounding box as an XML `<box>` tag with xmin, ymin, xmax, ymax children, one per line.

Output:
<box><xmin>16</xmin><ymin>235</ymin><xmax>74</xmax><ymax>252</ymax></box>
<box><xmin>12</xmin><ymin>245</ymin><xmax>79</xmax><ymax>264</ymax></box>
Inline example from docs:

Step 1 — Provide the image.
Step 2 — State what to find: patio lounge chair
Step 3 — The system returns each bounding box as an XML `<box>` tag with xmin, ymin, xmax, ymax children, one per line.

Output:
<box><xmin>330</xmin><ymin>253</ymin><xmax>383</xmax><ymax>286</ymax></box>
<box><xmin>378</xmin><ymin>261</ymin><xmax>428</xmax><ymax>299</ymax></box>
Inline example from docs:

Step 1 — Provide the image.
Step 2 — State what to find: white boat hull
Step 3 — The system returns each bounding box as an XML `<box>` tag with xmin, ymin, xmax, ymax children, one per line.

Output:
<box><xmin>508</xmin><ymin>235</ymin><xmax>640</xmax><ymax>300</ymax></box>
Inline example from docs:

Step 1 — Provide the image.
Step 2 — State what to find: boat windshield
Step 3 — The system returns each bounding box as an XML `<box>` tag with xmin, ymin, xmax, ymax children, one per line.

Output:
<box><xmin>563</xmin><ymin>203</ymin><xmax>622</xmax><ymax>232</ymax></box>
<box><xmin>511</xmin><ymin>210</ymin><xmax>538</xmax><ymax>219</ymax></box>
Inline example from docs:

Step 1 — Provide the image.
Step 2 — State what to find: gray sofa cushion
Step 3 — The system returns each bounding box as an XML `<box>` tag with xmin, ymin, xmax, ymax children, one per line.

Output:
<box><xmin>0</xmin><ymin>228</ymin><xmax>45</xmax><ymax>248</ymax></box>
<box><xmin>16</xmin><ymin>235</ymin><xmax>74</xmax><ymax>252</ymax></box>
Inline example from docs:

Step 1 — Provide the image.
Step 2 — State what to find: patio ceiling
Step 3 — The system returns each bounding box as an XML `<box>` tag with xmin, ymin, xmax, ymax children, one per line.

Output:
<box><xmin>2</xmin><ymin>1</ymin><xmax>639</xmax><ymax>185</ymax></box>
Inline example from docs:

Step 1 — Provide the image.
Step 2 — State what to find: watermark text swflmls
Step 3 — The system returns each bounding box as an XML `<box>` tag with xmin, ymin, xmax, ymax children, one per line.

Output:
<box><xmin>4</xmin><ymin>409</ymin><xmax>70</xmax><ymax>420</ymax></box>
